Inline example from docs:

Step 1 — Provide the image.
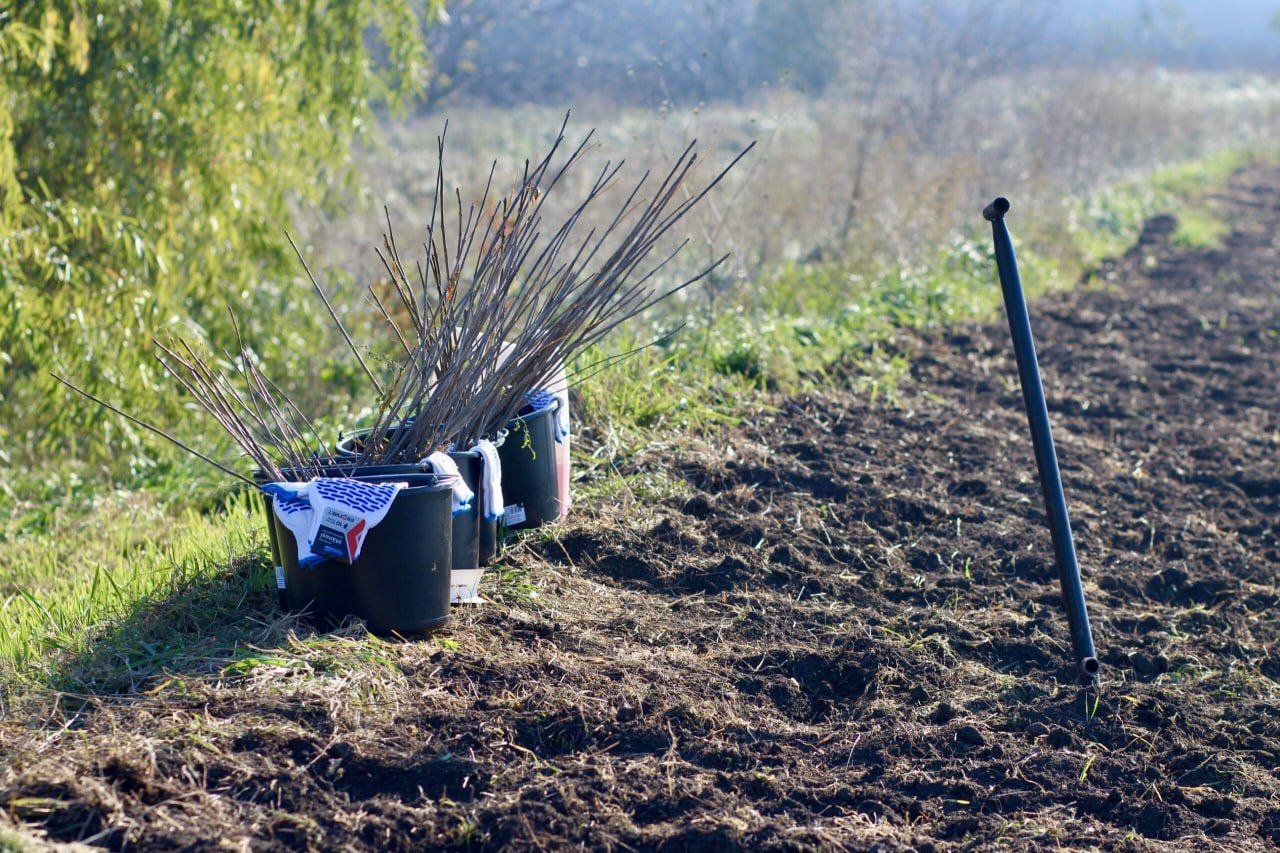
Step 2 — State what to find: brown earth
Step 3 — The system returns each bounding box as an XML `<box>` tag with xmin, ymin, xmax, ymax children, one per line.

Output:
<box><xmin>3</xmin><ymin>170</ymin><xmax>1280</xmax><ymax>850</ymax></box>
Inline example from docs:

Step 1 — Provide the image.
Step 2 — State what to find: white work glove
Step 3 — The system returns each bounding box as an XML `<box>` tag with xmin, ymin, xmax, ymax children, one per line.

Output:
<box><xmin>263</xmin><ymin>478</ymin><xmax>406</xmax><ymax>567</ymax></box>
<box><xmin>423</xmin><ymin>451</ymin><xmax>475</xmax><ymax>516</ymax></box>
<box><xmin>470</xmin><ymin>438</ymin><xmax>505</xmax><ymax>522</ymax></box>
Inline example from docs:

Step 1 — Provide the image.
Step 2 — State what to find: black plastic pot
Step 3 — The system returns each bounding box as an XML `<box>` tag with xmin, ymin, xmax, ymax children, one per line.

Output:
<box><xmin>333</xmin><ymin>429</ymin><xmax>507</xmax><ymax>568</ymax></box>
<box><xmin>257</xmin><ymin>461</ymin><xmax>433</xmax><ymax>614</ymax></box>
<box><xmin>450</xmin><ymin>450</ymin><xmax>482</xmax><ymax>572</ymax></box>
<box><xmin>269</xmin><ymin>459</ymin><xmax>431</xmax><ymax>480</ymax></box>
<box><xmin>499</xmin><ymin>397</ymin><xmax>563</xmax><ymax>531</ymax></box>
<box><xmin>260</xmin><ymin>492</ymin><xmax>288</xmax><ymax>611</ymax></box>
<box><xmin>477</xmin><ymin>483</ymin><xmax>501</xmax><ymax>566</ymax></box>
<box><xmin>270</xmin><ymin>472</ymin><xmax>454</xmax><ymax>634</ymax></box>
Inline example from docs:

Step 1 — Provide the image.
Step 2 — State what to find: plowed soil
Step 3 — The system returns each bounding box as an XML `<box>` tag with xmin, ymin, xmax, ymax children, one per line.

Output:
<box><xmin>3</xmin><ymin>170</ymin><xmax>1279</xmax><ymax>850</ymax></box>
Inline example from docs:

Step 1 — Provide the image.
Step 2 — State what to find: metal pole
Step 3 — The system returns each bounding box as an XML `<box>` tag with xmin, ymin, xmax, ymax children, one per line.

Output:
<box><xmin>983</xmin><ymin>197</ymin><xmax>1100</xmax><ymax>683</ymax></box>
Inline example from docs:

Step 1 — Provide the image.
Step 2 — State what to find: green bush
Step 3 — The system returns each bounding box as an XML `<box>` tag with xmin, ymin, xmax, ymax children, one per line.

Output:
<box><xmin>0</xmin><ymin>2</ymin><xmax>436</xmax><ymax>495</ymax></box>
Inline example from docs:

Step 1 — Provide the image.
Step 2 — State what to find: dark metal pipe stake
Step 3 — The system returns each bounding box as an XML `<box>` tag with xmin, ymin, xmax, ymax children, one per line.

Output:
<box><xmin>983</xmin><ymin>197</ymin><xmax>1100</xmax><ymax>683</ymax></box>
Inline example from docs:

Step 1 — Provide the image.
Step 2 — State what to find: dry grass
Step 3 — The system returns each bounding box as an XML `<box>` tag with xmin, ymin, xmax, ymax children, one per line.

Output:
<box><xmin>298</xmin><ymin>70</ymin><xmax>1280</xmax><ymax>304</ymax></box>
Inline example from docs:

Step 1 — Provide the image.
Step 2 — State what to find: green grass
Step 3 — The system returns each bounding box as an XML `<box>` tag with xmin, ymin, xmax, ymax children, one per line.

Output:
<box><xmin>0</xmin><ymin>826</ymin><xmax>29</xmax><ymax>852</ymax></box>
<box><xmin>575</xmin><ymin>234</ymin><xmax>1053</xmax><ymax>452</ymax></box>
<box><xmin>0</xmin><ymin>491</ymin><xmax>269</xmax><ymax>693</ymax></box>
<box><xmin>1171</xmin><ymin>207</ymin><xmax>1231</xmax><ymax>249</ymax></box>
<box><xmin>575</xmin><ymin>147</ymin><xmax>1260</xmax><ymax>453</ymax></box>
<box><xmin>1065</xmin><ymin>147</ymin><xmax>1249</xmax><ymax>264</ymax></box>
<box><xmin>0</xmin><ymin>146</ymin><xmax>1268</xmax><ymax>698</ymax></box>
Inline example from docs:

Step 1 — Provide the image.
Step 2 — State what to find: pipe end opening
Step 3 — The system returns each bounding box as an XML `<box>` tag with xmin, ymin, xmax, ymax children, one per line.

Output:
<box><xmin>1081</xmin><ymin>657</ymin><xmax>1100</xmax><ymax>676</ymax></box>
<box><xmin>983</xmin><ymin>197</ymin><xmax>1011</xmax><ymax>221</ymax></box>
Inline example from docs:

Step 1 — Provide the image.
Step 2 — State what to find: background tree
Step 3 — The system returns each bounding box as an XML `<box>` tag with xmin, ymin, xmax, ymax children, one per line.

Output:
<box><xmin>0</xmin><ymin>2</ymin><xmax>437</xmax><ymax>484</ymax></box>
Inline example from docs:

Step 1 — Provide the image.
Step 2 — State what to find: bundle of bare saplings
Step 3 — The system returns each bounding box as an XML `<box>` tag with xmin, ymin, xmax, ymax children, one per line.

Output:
<box><xmin>57</xmin><ymin>120</ymin><xmax>751</xmax><ymax>633</ymax></box>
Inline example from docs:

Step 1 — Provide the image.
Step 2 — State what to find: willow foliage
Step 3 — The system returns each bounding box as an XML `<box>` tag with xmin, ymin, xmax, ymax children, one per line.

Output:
<box><xmin>0</xmin><ymin>2</ymin><xmax>438</xmax><ymax>483</ymax></box>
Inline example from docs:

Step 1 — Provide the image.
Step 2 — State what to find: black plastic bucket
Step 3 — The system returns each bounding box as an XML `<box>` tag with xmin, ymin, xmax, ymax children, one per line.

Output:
<box><xmin>333</xmin><ymin>429</ymin><xmax>507</xmax><ymax>568</ymax></box>
<box><xmin>257</xmin><ymin>461</ymin><xmax>431</xmax><ymax>614</ymax></box>
<box><xmin>259</xmin><ymin>492</ymin><xmax>288</xmax><ymax>611</ymax></box>
<box><xmin>450</xmin><ymin>450</ymin><xmax>482</xmax><ymax>572</ymax></box>
<box><xmin>477</xmin><ymin>481</ymin><xmax>501</xmax><ymax>566</ymax></box>
<box><xmin>266</xmin><ymin>472</ymin><xmax>453</xmax><ymax>634</ymax></box>
<box><xmin>499</xmin><ymin>397</ymin><xmax>563</xmax><ymax>530</ymax></box>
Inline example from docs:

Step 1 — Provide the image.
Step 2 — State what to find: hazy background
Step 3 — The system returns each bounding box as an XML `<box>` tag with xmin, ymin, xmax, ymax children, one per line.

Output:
<box><xmin>406</xmin><ymin>0</ymin><xmax>1280</xmax><ymax>110</ymax></box>
<box><xmin>304</xmin><ymin>0</ymin><xmax>1280</xmax><ymax>298</ymax></box>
